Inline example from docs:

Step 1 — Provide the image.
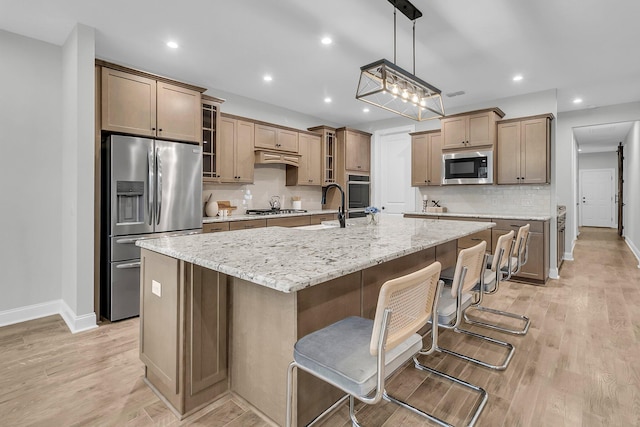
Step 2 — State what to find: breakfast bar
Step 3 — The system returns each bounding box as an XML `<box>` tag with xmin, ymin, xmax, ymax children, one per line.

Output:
<box><xmin>137</xmin><ymin>216</ymin><xmax>494</xmax><ymax>426</ymax></box>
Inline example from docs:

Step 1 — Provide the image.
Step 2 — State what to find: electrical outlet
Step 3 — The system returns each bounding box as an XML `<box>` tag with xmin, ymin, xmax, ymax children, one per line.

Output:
<box><xmin>152</xmin><ymin>280</ymin><xmax>162</xmax><ymax>297</ymax></box>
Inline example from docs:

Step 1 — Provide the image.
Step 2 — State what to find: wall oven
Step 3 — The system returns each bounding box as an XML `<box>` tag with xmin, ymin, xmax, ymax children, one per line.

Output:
<box><xmin>347</xmin><ymin>175</ymin><xmax>370</xmax><ymax>218</ymax></box>
<box><xmin>442</xmin><ymin>150</ymin><xmax>493</xmax><ymax>185</ymax></box>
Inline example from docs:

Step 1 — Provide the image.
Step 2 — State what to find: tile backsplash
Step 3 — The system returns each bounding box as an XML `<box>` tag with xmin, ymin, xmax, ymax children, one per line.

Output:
<box><xmin>416</xmin><ymin>185</ymin><xmax>551</xmax><ymax>216</ymax></box>
<box><xmin>203</xmin><ymin>164</ymin><xmax>323</xmax><ymax>214</ymax></box>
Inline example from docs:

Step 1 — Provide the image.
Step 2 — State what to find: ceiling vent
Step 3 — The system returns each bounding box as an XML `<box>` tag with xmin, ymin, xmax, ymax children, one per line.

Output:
<box><xmin>446</xmin><ymin>91</ymin><xmax>466</xmax><ymax>98</ymax></box>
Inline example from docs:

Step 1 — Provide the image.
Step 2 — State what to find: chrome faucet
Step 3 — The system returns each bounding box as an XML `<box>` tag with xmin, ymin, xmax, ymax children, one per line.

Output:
<box><xmin>321</xmin><ymin>183</ymin><xmax>346</xmax><ymax>228</ymax></box>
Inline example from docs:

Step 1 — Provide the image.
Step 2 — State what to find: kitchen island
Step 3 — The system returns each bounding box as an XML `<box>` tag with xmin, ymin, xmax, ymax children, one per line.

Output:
<box><xmin>137</xmin><ymin>216</ymin><xmax>494</xmax><ymax>426</ymax></box>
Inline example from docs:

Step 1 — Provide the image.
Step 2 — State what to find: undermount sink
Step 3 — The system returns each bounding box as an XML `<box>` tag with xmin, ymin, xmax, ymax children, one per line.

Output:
<box><xmin>294</xmin><ymin>223</ymin><xmax>340</xmax><ymax>231</ymax></box>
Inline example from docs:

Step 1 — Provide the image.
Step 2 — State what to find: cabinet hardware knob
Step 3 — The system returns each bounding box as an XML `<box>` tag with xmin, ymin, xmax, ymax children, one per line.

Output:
<box><xmin>158</xmin><ymin>129</ymin><xmax>163</xmax><ymax>132</ymax></box>
<box><xmin>152</xmin><ymin>127</ymin><xmax>156</xmax><ymax>131</ymax></box>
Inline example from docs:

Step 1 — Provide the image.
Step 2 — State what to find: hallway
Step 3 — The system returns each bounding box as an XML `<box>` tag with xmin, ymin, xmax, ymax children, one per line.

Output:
<box><xmin>0</xmin><ymin>228</ymin><xmax>639</xmax><ymax>426</ymax></box>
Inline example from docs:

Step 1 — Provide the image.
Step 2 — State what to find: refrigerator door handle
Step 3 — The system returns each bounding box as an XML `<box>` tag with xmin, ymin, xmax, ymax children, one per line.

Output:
<box><xmin>156</xmin><ymin>147</ymin><xmax>162</xmax><ymax>225</ymax></box>
<box><xmin>115</xmin><ymin>261</ymin><xmax>142</xmax><ymax>269</ymax></box>
<box><xmin>148</xmin><ymin>148</ymin><xmax>154</xmax><ymax>226</ymax></box>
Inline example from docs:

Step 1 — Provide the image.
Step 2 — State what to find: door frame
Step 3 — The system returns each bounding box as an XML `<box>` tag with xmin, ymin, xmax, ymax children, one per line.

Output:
<box><xmin>579</xmin><ymin>167</ymin><xmax>616</xmax><ymax>228</ymax></box>
<box><xmin>372</xmin><ymin>125</ymin><xmax>415</xmax><ymax>214</ymax></box>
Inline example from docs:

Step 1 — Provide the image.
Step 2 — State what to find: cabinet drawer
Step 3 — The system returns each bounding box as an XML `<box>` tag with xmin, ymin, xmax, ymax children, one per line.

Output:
<box><xmin>203</xmin><ymin>222</ymin><xmax>230</xmax><ymax>233</ymax></box>
<box><xmin>229</xmin><ymin>219</ymin><xmax>267</xmax><ymax>231</ymax></box>
<box><xmin>458</xmin><ymin>229</ymin><xmax>492</xmax><ymax>250</ymax></box>
<box><xmin>492</xmin><ymin>219</ymin><xmax>543</xmax><ymax>233</ymax></box>
<box><xmin>266</xmin><ymin>216</ymin><xmax>311</xmax><ymax>228</ymax></box>
<box><xmin>309</xmin><ymin>213</ymin><xmax>337</xmax><ymax>224</ymax></box>
<box><xmin>439</xmin><ymin>216</ymin><xmax>491</xmax><ymax>222</ymax></box>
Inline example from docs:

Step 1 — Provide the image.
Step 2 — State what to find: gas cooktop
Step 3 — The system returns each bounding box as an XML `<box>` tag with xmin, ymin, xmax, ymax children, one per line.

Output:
<box><xmin>246</xmin><ymin>209</ymin><xmax>308</xmax><ymax>216</ymax></box>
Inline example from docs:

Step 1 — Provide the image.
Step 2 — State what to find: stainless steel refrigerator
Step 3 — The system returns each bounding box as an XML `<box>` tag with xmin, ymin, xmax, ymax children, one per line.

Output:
<box><xmin>101</xmin><ymin>135</ymin><xmax>202</xmax><ymax>321</ymax></box>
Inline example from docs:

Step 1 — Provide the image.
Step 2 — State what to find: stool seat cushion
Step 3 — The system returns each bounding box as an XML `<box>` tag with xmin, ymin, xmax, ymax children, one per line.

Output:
<box><xmin>439</xmin><ymin>268</ymin><xmax>496</xmax><ymax>293</ymax></box>
<box><xmin>486</xmin><ymin>255</ymin><xmax>519</xmax><ymax>274</ymax></box>
<box><xmin>294</xmin><ymin>316</ymin><xmax>422</xmax><ymax>397</ymax></box>
<box><xmin>436</xmin><ymin>285</ymin><xmax>473</xmax><ymax>325</ymax></box>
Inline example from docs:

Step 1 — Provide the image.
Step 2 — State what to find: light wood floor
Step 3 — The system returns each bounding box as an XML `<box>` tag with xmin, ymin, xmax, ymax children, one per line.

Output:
<box><xmin>1</xmin><ymin>227</ymin><xmax>639</xmax><ymax>426</ymax></box>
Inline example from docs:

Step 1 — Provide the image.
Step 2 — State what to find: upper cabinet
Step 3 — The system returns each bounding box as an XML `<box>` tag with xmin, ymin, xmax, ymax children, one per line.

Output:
<box><xmin>286</xmin><ymin>132</ymin><xmax>322</xmax><ymax>186</ymax></box>
<box><xmin>497</xmin><ymin>114</ymin><xmax>553</xmax><ymax>184</ymax></box>
<box><xmin>440</xmin><ymin>108</ymin><xmax>505</xmax><ymax>150</ymax></box>
<box><xmin>218</xmin><ymin>114</ymin><xmax>254</xmax><ymax>183</ymax></box>
<box><xmin>202</xmin><ymin>96</ymin><xmax>224</xmax><ymax>182</ymax></box>
<box><xmin>410</xmin><ymin>130</ymin><xmax>442</xmax><ymax>186</ymax></box>
<box><xmin>255</xmin><ymin>124</ymin><xmax>299</xmax><ymax>153</ymax></box>
<box><xmin>308</xmin><ymin>126</ymin><xmax>337</xmax><ymax>186</ymax></box>
<box><xmin>337</xmin><ymin>128</ymin><xmax>371</xmax><ymax>173</ymax></box>
<box><xmin>101</xmin><ymin>66</ymin><xmax>202</xmax><ymax>144</ymax></box>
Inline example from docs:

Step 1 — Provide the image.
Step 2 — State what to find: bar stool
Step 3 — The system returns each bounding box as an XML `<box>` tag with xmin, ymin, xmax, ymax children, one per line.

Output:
<box><xmin>464</xmin><ymin>228</ymin><xmax>531</xmax><ymax>335</ymax></box>
<box><xmin>431</xmin><ymin>240</ymin><xmax>515</xmax><ymax>371</ymax></box>
<box><xmin>285</xmin><ymin>261</ymin><xmax>488</xmax><ymax>427</ymax></box>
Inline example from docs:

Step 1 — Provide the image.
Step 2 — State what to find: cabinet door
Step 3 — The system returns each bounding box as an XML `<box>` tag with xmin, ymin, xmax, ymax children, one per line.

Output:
<box><xmin>254</xmin><ymin>124</ymin><xmax>277</xmax><ymax>150</ymax></box>
<box><xmin>411</xmin><ymin>134</ymin><xmax>429</xmax><ymax>186</ymax></box>
<box><xmin>235</xmin><ymin>120</ymin><xmax>255</xmax><ymax>183</ymax></box>
<box><xmin>513</xmin><ymin>232</ymin><xmax>544</xmax><ymax>281</ymax></box>
<box><xmin>441</xmin><ymin>116</ymin><xmax>467</xmax><ymax>149</ymax></box>
<box><xmin>345</xmin><ymin>131</ymin><xmax>370</xmax><ymax>172</ymax></box>
<box><xmin>497</xmin><ymin>122</ymin><xmax>521</xmax><ymax>184</ymax></box>
<box><xmin>156</xmin><ymin>82</ymin><xmax>201</xmax><ymax>143</ymax></box>
<box><xmin>428</xmin><ymin>133</ymin><xmax>443</xmax><ymax>185</ymax></box>
<box><xmin>307</xmin><ymin>134</ymin><xmax>322</xmax><ymax>185</ymax></box>
<box><xmin>467</xmin><ymin>111</ymin><xmax>495</xmax><ymax>148</ymax></box>
<box><xmin>218</xmin><ymin>117</ymin><xmax>236</xmax><ymax>182</ymax></box>
<box><xmin>278</xmin><ymin>129</ymin><xmax>299</xmax><ymax>153</ymax></box>
<box><xmin>520</xmin><ymin>118</ymin><xmax>549</xmax><ymax>184</ymax></box>
<box><xmin>102</xmin><ymin>68</ymin><xmax>156</xmax><ymax>137</ymax></box>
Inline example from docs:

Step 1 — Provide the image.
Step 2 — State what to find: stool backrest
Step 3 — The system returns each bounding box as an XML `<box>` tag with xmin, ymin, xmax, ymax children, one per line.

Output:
<box><xmin>513</xmin><ymin>224</ymin><xmax>531</xmax><ymax>264</ymax></box>
<box><xmin>370</xmin><ymin>261</ymin><xmax>442</xmax><ymax>356</ymax></box>
<box><xmin>451</xmin><ymin>240</ymin><xmax>487</xmax><ymax>298</ymax></box>
<box><xmin>491</xmin><ymin>230</ymin><xmax>515</xmax><ymax>272</ymax></box>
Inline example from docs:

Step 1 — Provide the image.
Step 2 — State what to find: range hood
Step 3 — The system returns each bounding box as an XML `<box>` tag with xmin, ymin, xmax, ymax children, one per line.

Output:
<box><xmin>254</xmin><ymin>150</ymin><xmax>300</xmax><ymax>167</ymax></box>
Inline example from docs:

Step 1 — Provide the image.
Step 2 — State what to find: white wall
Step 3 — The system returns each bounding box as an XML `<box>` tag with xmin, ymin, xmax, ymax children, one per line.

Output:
<box><xmin>60</xmin><ymin>24</ymin><xmax>97</xmax><ymax>332</ymax></box>
<box><xmin>0</xmin><ymin>27</ymin><xmax>97</xmax><ymax>331</ymax></box>
<box><xmin>556</xmin><ymin>101</ymin><xmax>640</xmax><ymax>259</ymax></box>
<box><xmin>623</xmin><ymin>121</ymin><xmax>640</xmax><ymax>265</ymax></box>
<box><xmin>0</xmin><ymin>31</ymin><xmax>63</xmax><ymax>314</ymax></box>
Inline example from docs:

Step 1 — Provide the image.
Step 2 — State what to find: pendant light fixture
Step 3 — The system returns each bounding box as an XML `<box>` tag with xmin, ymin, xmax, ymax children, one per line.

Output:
<box><xmin>356</xmin><ymin>0</ymin><xmax>445</xmax><ymax>121</ymax></box>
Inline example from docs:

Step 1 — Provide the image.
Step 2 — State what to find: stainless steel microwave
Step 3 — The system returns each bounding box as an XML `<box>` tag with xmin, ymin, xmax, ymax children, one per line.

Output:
<box><xmin>442</xmin><ymin>150</ymin><xmax>493</xmax><ymax>185</ymax></box>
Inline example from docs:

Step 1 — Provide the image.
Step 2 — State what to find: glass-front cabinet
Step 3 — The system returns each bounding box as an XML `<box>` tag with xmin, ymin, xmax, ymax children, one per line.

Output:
<box><xmin>308</xmin><ymin>126</ymin><xmax>337</xmax><ymax>185</ymax></box>
<box><xmin>202</xmin><ymin>95</ymin><xmax>224</xmax><ymax>182</ymax></box>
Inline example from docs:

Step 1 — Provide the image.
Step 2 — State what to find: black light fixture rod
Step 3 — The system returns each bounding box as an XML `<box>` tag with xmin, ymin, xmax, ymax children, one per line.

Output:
<box><xmin>413</xmin><ymin>20</ymin><xmax>416</xmax><ymax>74</ymax></box>
<box><xmin>393</xmin><ymin>7</ymin><xmax>397</xmax><ymax>64</ymax></box>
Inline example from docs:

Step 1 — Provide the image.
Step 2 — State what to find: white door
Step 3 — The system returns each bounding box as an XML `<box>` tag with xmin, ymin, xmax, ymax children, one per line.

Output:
<box><xmin>375</xmin><ymin>128</ymin><xmax>415</xmax><ymax>215</ymax></box>
<box><xmin>580</xmin><ymin>169</ymin><xmax>614</xmax><ymax>227</ymax></box>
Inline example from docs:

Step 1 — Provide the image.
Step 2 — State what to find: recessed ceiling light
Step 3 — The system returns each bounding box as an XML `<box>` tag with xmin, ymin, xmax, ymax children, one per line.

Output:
<box><xmin>512</xmin><ymin>74</ymin><xmax>523</xmax><ymax>82</ymax></box>
<box><xmin>363</xmin><ymin>108</ymin><xmax>370</xmax><ymax>113</ymax></box>
<box><xmin>263</xmin><ymin>75</ymin><xmax>273</xmax><ymax>82</ymax></box>
<box><xmin>578</xmin><ymin>148</ymin><xmax>582</xmax><ymax>152</ymax></box>
<box><xmin>573</xmin><ymin>98</ymin><xmax>583</xmax><ymax>104</ymax></box>
<box><xmin>321</xmin><ymin>36</ymin><xmax>332</xmax><ymax>45</ymax></box>
<box><xmin>166</xmin><ymin>41</ymin><xmax>179</xmax><ymax>49</ymax></box>
<box><xmin>324</xmin><ymin>97</ymin><xmax>332</xmax><ymax>103</ymax></box>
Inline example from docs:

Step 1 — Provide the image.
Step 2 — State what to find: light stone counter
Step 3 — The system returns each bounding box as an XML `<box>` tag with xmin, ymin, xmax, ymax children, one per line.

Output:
<box><xmin>138</xmin><ymin>215</ymin><xmax>493</xmax><ymax>293</ymax></box>
<box><xmin>202</xmin><ymin>209</ymin><xmax>338</xmax><ymax>224</ymax></box>
<box><xmin>405</xmin><ymin>211</ymin><xmax>551</xmax><ymax>221</ymax></box>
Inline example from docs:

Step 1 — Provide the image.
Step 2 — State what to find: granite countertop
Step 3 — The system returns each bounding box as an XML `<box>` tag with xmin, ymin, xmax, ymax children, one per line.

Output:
<box><xmin>202</xmin><ymin>209</ymin><xmax>339</xmax><ymax>224</ymax></box>
<box><xmin>138</xmin><ymin>216</ymin><xmax>494</xmax><ymax>293</ymax></box>
<box><xmin>405</xmin><ymin>211</ymin><xmax>552</xmax><ymax>221</ymax></box>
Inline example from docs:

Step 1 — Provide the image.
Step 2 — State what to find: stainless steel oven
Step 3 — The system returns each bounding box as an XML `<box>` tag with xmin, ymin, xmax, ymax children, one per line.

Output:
<box><xmin>347</xmin><ymin>175</ymin><xmax>370</xmax><ymax>218</ymax></box>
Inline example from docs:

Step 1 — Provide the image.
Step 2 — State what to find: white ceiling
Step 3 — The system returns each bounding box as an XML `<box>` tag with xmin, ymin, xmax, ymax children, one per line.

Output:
<box><xmin>2</xmin><ymin>0</ymin><xmax>640</xmax><ymax>126</ymax></box>
<box><xmin>574</xmin><ymin>121</ymin><xmax>634</xmax><ymax>154</ymax></box>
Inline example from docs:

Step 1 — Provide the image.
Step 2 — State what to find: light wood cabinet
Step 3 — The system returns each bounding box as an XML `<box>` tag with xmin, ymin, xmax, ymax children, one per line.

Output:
<box><xmin>101</xmin><ymin>67</ymin><xmax>202</xmax><ymax>143</ymax></box>
<box><xmin>229</xmin><ymin>219</ymin><xmax>266</xmax><ymax>231</ymax></box>
<box><xmin>342</xmin><ymin>129</ymin><xmax>371</xmax><ymax>172</ymax></box>
<box><xmin>255</xmin><ymin>124</ymin><xmax>299</xmax><ymax>153</ymax></box>
<box><xmin>411</xmin><ymin>130</ymin><xmax>442</xmax><ymax>186</ymax></box>
<box><xmin>266</xmin><ymin>216</ymin><xmax>311</xmax><ymax>228</ymax></box>
<box><xmin>201</xmin><ymin>96</ymin><xmax>224</xmax><ymax>182</ymax></box>
<box><xmin>309</xmin><ymin>213</ymin><xmax>337</xmax><ymax>224</ymax></box>
<box><xmin>219</xmin><ymin>115</ymin><xmax>254</xmax><ymax>183</ymax></box>
<box><xmin>140</xmin><ymin>249</ymin><xmax>228</xmax><ymax>416</ymax></box>
<box><xmin>491</xmin><ymin>219</ymin><xmax>549</xmax><ymax>283</ymax></box>
<box><xmin>440</xmin><ymin>108</ymin><xmax>505</xmax><ymax>150</ymax></box>
<box><xmin>286</xmin><ymin>132</ymin><xmax>322</xmax><ymax>186</ymax></box>
<box><xmin>497</xmin><ymin>114</ymin><xmax>553</xmax><ymax>184</ymax></box>
<box><xmin>203</xmin><ymin>222</ymin><xmax>230</xmax><ymax>233</ymax></box>
<box><xmin>308</xmin><ymin>126</ymin><xmax>337</xmax><ymax>185</ymax></box>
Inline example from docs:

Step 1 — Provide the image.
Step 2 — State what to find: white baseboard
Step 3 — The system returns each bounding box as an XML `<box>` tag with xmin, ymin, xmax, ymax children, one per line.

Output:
<box><xmin>0</xmin><ymin>300</ymin><xmax>61</xmax><ymax>327</ymax></box>
<box><xmin>0</xmin><ymin>299</ymin><xmax>97</xmax><ymax>333</ymax></box>
<box><xmin>625</xmin><ymin>238</ymin><xmax>640</xmax><ymax>268</ymax></box>
<box><xmin>564</xmin><ymin>251</ymin><xmax>574</xmax><ymax>261</ymax></box>
<box><xmin>60</xmin><ymin>300</ymin><xmax>98</xmax><ymax>333</ymax></box>
<box><xmin>548</xmin><ymin>268</ymin><xmax>559</xmax><ymax>279</ymax></box>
